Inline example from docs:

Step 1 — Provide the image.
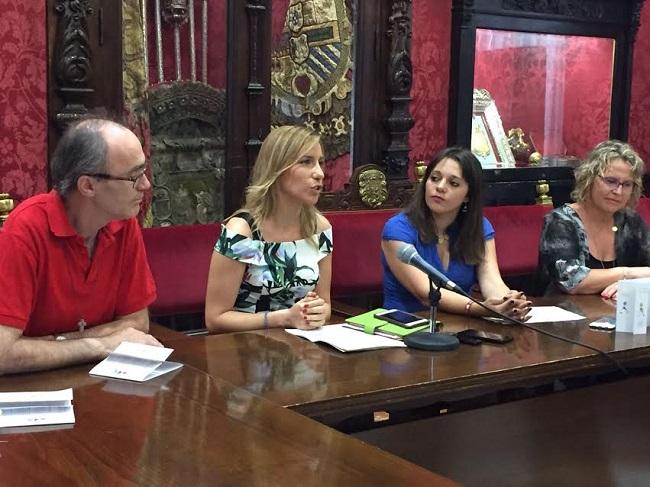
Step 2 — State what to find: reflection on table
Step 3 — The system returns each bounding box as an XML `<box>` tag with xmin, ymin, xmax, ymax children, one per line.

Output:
<box><xmin>168</xmin><ymin>295</ymin><xmax>650</xmax><ymax>426</ymax></box>
<box><xmin>0</xmin><ymin>363</ymin><xmax>454</xmax><ymax>486</ymax></box>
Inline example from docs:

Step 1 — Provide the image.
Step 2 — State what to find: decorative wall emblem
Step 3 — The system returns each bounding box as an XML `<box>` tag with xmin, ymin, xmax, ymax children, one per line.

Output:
<box><xmin>271</xmin><ymin>0</ymin><xmax>353</xmax><ymax>161</ymax></box>
<box><xmin>357</xmin><ymin>166</ymin><xmax>389</xmax><ymax>209</ymax></box>
<box><xmin>272</xmin><ymin>0</ymin><xmax>352</xmax><ymax>118</ymax></box>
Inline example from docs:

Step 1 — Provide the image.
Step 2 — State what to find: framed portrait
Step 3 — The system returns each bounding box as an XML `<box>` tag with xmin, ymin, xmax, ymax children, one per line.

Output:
<box><xmin>471</xmin><ymin>89</ymin><xmax>516</xmax><ymax>168</ymax></box>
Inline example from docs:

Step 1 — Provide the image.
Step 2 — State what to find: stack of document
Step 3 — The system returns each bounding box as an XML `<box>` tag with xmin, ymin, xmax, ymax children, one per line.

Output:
<box><xmin>0</xmin><ymin>388</ymin><xmax>74</xmax><ymax>428</ymax></box>
<box><xmin>89</xmin><ymin>341</ymin><xmax>183</xmax><ymax>382</ymax></box>
<box><xmin>287</xmin><ymin>324</ymin><xmax>406</xmax><ymax>352</ymax></box>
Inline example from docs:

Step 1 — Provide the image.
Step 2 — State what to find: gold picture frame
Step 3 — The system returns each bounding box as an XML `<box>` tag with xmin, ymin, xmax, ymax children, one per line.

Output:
<box><xmin>471</xmin><ymin>88</ymin><xmax>516</xmax><ymax>168</ymax></box>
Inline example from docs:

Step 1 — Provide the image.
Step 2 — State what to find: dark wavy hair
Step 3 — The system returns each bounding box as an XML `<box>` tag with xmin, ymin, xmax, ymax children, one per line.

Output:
<box><xmin>405</xmin><ymin>147</ymin><xmax>486</xmax><ymax>265</ymax></box>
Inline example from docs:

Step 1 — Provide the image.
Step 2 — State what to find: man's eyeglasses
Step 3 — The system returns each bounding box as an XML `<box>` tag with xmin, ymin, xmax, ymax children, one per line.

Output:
<box><xmin>599</xmin><ymin>175</ymin><xmax>635</xmax><ymax>192</ymax></box>
<box><xmin>86</xmin><ymin>171</ymin><xmax>147</xmax><ymax>189</ymax></box>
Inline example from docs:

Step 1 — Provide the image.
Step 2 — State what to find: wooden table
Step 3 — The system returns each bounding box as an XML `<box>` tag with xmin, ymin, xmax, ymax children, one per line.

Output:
<box><xmin>0</xmin><ymin>362</ymin><xmax>456</xmax><ymax>486</ymax></box>
<box><xmin>166</xmin><ymin>295</ymin><xmax>650</xmax><ymax>427</ymax></box>
<box><xmin>355</xmin><ymin>373</ymin><xmax>650</xmax><ymax>487</ymax></box>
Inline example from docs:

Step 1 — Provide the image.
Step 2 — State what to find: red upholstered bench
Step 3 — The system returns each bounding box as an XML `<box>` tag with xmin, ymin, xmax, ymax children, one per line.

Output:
<box><xmin>484</xmin><ymin>204</ymin><xmax>552</xmax><ymax>279</ymax></box>
<box><xmin>327</xmin><ymin>205</ymin><xmax>551</xmax><ymax>304</ymax></box>
<box><xmin>142</xmin><ymin>223</ymin><xmax>220</xmax><ymax>318</ymax></box>
<box><xmin>326</xmin><ymin>209</ymin><xmax>398</xmax><ymax>299</ymax></box>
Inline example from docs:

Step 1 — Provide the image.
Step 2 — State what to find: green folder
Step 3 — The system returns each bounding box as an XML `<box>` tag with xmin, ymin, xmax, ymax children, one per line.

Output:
<box><xmin>345</xmin><ymin>308</ymin><xmax>432</xmax><ymax>339</ymax></box>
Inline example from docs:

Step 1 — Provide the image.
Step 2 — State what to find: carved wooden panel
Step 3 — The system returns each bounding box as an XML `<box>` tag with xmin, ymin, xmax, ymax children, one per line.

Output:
<box><xmin>147</xmin><ymin>82</ymin><xmax>226</xmax><ymax>226</ymax></box>
<box><xmin>47</xmin><ymin>0</ymin><xmax>123</xmax><ymax>160</ymax></box>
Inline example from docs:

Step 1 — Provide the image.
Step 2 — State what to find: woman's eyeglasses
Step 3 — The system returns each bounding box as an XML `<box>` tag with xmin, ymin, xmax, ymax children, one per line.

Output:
<box><xmin>599</xmin><ymin>175</ymin><xmax>635</xmax><ymax>192</ymax></box>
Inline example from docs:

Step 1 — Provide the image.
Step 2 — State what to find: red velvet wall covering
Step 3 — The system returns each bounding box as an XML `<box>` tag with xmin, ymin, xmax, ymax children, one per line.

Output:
<box><xmin>2</xmin><ymin>1</ymin><xmax>650</xmax><ymax>202</ymax></box>
<box><xmin>408</xmin><ymin>0</ymin><xmax>452</xmax><ymax>171</ymax></box>
<box><xmin>0</xmin><ymin>1</ymin><xmax>47</xmax><ymax>202</ymax></box>
<box><xmin>629</xmin><ymin>4</ymin><xmax>650</xmax><ymax>167</ymax></box>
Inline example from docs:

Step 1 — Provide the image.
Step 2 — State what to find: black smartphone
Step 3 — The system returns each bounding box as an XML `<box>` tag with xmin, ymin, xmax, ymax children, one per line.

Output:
<box><xmin>460</xmin><ymin>329</ymin><xmax>513</xmax><ymax>344</ymax></box>
<box><xmin>374</xmin><ymin>309</ymin><xmax>429</xmax><ymax>328</ymax></box>
<box><xmin>455</xmin><ymin>330</ymin><xmax>482</xmax><ymax>345</ymax></box>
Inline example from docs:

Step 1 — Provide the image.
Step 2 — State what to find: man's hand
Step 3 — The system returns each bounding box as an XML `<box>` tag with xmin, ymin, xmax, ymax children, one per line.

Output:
<box><xmin>97</xmin><ymin>328</ymin><xmax>162</xmax><ymax>356</ymax></box>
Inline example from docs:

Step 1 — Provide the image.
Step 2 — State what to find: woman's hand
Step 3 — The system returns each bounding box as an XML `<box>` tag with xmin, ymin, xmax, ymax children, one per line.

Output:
<box><xmin>289</xmin><ymin>292</ymin><xmax>327</xmax><ymax>330</ymax></box>
<box><xmin>601</xmin><ymin>281</ymin><xmax>618</xmax><ymax>300</ymax></box>
<box><xmin>482</xmin><ymin>291</ymin><xmax>532</xmax><ymax>321</ymax></box>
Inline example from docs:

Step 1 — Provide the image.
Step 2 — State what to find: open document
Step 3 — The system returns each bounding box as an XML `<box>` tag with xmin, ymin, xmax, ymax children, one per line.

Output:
<box><xmin>90</xmin><ymin>342</ymin><xmax>183</xmax><ymax>382</ymax></box>
<box><xmin>0</xmin><ymin>388</ymin><xmax>74</xmax><ymax>428</ymax></box>
<box><xmin>287</xmin><ymin>324</ymin><xmax>406</xmax><ymax>352</ymax></box>
<box><xmin>485</xmin><ymin>306</ymin><xmax>585</xmax><ymax>324</ymax></box>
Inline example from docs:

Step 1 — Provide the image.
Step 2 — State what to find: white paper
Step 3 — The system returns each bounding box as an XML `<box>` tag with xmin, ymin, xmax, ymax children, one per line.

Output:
<box><xmin>616</xmin><ymin>278</ymin><xmax>650</xmax><ymax>334</ymax></box>
<box><xmin>0</xmin><ymin>388</ymin><xmax>74</xmax><ymax>428</ymax></box>
<box><xmin>286</xmin><ymin>324</ymin><xmax>406</xmax><ymax>352</ymax></box>
<box><xmin>633</xmin><ymin>287</ymin><xmax>650</xmax><ymax>334</ymax></box>
<box><xmin>89</xmin><ymin>342</ymin><xmax>183</xmax><ymax>382</ymax></box>
<box><xmin>523</xmin><ymin>306</ymin><xmax>585</xmax><ymax>324</ymax></box>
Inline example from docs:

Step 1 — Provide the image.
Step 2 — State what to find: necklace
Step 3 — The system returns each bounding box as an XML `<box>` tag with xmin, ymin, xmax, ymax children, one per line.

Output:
<box><xmin>435</xmin><ymin>233</ymin><xmax>449</xmax><ymax>245</ymax></box>
<box><xmin>63</xmin><ymin>239</ymin><xmax>96</xmax><ymax>333</ymax></box>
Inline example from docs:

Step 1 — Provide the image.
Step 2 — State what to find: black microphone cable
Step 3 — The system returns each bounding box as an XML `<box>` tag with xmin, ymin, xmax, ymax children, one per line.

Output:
<box><xmin>397</xmin><ymin>243</ymin><xmax>627</xmax><ymax>375</ymax></box>
<box><xmin>464</xmin><ymin>292</ymin><xmax>629</xmax><ymax>377</ymax></box>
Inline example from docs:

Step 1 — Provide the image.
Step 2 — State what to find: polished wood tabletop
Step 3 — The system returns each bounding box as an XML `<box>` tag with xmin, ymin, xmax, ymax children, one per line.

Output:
<box><xmin>0</xmin><ymin>363</ymin><xmax>457</xmax><ymax>486</ymax></box>
<box><xmin>166</xmin><ymin>295</ymin><xmax>650</xmax><ymax>424</ymax></box>
<box><xmin>355</xmin><ymin>373</ymin><xmax>650</xmax><ymax>487</ymax></box>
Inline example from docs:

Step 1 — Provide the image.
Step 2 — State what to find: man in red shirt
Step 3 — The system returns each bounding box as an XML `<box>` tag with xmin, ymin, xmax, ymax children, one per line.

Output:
<box><xmin>0</xmin><ymin>119</ymin><xmax>162</xmax><ymax>375</ymax></box>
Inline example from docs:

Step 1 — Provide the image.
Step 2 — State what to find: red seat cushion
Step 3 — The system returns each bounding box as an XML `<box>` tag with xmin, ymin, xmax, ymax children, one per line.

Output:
<box><xmin>142</xmin><ymin>223</ymin><xmax>221</xmax><ymax>316</ymax></box>
<box><xmin>326</xmin><ymin>209</ymin><xmax>398</xmax><ymax>298</ymax></box>
<box><xmin>484</xmin><ymin>205</ymin><xmax>552</xmax><ymax>276</ymax></box>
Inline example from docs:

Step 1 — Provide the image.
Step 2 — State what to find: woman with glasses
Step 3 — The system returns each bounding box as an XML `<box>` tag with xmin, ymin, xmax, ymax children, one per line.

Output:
<box><xmin>538</xmin><ymin>140</ymin><xmax>650</xmax><ymax>297</ymax></box>
<box><xmin>205</xmin><ymin>125</ymin><xmax>332</xmax><ymax>333</ymax></box>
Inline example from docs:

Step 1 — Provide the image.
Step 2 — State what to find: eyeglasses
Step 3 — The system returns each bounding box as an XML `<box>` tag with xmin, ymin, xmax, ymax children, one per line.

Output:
<box><xmin>86</xmin><ymin>170</ymin><xmax>147</xmax><ymax>189</ymax></box>
<box><xmin>599</xmin><ymin>175</ymin><xmax>635</xmax><ymax>192</ymax></box>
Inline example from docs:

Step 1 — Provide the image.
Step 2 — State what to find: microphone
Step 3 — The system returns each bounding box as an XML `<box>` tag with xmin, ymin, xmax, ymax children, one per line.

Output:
<box><xmin>397</xmin><ymin>244</ymin><xmax>464</xmax><ymax>294</ymax></box>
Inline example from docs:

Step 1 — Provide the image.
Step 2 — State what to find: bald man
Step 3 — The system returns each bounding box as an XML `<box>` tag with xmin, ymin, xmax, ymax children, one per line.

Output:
<box><xmin>0</xmin><ymin>119</ymin><xmax>161</xmax><ymax>375</ymax></box>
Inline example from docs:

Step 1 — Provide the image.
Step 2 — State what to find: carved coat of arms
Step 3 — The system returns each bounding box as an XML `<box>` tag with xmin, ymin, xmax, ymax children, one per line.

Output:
<box><xmin>271</xmin><ymin>0</ymin><xmax>353</xmax><ymax>118</ymax></box>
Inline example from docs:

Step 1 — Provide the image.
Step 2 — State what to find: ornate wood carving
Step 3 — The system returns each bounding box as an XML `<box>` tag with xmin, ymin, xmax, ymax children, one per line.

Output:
<box><xmin>318</xmin><ymin>165</ymin><xmax>415</xmax><ymax>212</ymax></box>
<box><xmin>383</xmin><ymin>0</ymin><xmax>415</xmax><ymax>178</ymax></box>
<box><xmin>245</xmin><ymin>0</ymin><xmax>266</xmax><ymax>152</ymax></box>
<box><xmin>501</xmin><ymin>0</ymin><xmax>605</xmax><ymax>19</ymax></box>
<box><xmin>147</xmin><ymin>81</ymin><xmax>227</xmax><ymax>225</ymax></box>
<box><xmin>631</xmin><ymin>0</ymin><xmax>645</xmax><ymax>41</ymax></box>
<box><xmin>52</xmin><ymin>0</ymin><xmax>95</xmax><ymax>131</ymax></box>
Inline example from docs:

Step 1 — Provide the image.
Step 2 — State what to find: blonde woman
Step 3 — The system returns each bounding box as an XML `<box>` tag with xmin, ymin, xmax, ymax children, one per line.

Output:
<box><xmin>205</xmin><ymin>126</ymin><xmax>332</xmax><ymax>333</ymax></box>
<box><xmin>538</xmin><ymin>140</ymin><xmax>650</xmax><ymax>297</ymax></box>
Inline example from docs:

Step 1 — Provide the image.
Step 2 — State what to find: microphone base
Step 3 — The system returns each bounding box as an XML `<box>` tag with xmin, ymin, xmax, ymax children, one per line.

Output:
<box><xmin>404</xmin><ymin>331</ymin><xmax>460</xmax><ymax>351</ymax></box>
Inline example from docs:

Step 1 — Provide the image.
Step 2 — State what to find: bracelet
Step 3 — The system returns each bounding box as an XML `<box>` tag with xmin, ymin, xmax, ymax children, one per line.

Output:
<box><xmin>464</xmin><ymin>300</ymin><xmax>473</xmax><ymax>315</ymax></box>
<box><xmin>263</xmin><ymin>311</ymin><xmax>269</xmax><ymax>331</ymax></box>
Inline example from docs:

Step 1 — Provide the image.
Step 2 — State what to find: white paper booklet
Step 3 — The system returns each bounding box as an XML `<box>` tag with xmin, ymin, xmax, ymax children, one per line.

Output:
<box><xmin>286</xmin><ymin>324</ymin><xmax>406</xmax><ymax>352</ymax></box>
<box><xmin>484</xmin><ymin>306</ymin><xmax>585</xmax><ymax>324</ymax></box>
<box><xmin>0</xmin><ymin>388</ymin><xmax>74</xmax><ymax>428</ymax></box>
<box><xmin>89</xmin><ymin>341</ymin><xmax>183</xmax><ymax>382</ymax></box>
<box><xmin>616</xmin><ymin>278</ymin><xmax>650</xmax><ymax>334</ymax></box>
<box><xmin>525</xmin><ymin>306</ymin><xmax>585</xmax><ymax>324</ymax></box>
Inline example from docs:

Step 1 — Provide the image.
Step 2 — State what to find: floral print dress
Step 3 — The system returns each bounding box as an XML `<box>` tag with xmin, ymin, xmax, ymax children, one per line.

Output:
<box><xmin>214</xmin><ymin>225</ymin><xmax>333</xmax><ymax>313</ymax></box>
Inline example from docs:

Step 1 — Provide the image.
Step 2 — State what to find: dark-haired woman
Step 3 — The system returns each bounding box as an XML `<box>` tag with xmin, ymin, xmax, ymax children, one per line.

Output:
<box><xmin>381</xmin><ymin>147</ymin><xmax>530</xmax><ymax>317</ymax></box>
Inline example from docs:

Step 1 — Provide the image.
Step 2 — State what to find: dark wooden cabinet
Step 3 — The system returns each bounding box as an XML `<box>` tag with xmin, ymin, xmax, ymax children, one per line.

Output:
<box><xmin>448</xmin><ymin>0</ymin><xmax>644</xmax><ymax>206</ymax></box>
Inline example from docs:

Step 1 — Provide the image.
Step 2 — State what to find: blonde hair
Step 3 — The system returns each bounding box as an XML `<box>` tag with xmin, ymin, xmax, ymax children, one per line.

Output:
<box><xmin>572</xmin><ymin>140</ymin><xmax>645</xmax><ymax>208</ymax></box>
<box><xmin>234</xmin><ymin>125</ymin><xmax>322</xmax><ymax>241</ymax></box>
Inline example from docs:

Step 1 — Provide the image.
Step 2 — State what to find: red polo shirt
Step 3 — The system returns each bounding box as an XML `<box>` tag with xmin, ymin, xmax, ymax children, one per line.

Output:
<box><xmin>0</xmin><ymin>191</ymin><xmax>156</xmax><ymax>337</ymax></box>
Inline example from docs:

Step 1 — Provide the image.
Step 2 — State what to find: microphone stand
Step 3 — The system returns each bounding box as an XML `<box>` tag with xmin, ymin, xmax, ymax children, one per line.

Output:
<box><xmin>404</xmin><ymin>278</ymin><xmax>460</xmax><ymax>351</ymax></box>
